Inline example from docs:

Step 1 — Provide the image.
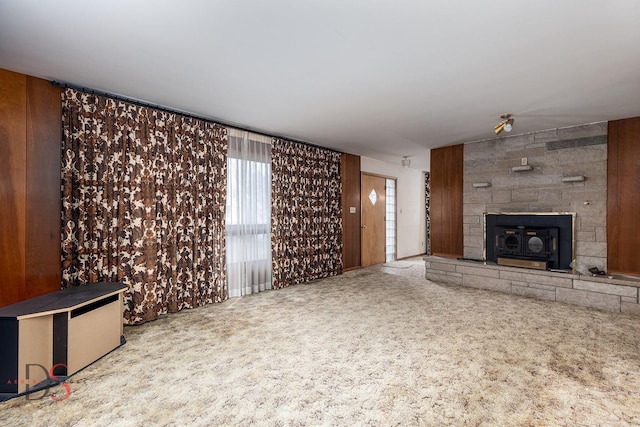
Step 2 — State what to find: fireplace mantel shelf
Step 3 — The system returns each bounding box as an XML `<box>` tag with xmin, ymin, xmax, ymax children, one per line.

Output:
<box><xmin>424</xmin><ymin>256</ymin><xmax>640</xmax><ymax>316</ymax></box>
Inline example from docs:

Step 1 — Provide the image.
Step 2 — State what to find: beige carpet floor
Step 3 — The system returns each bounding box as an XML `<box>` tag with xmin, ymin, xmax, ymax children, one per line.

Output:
<box><xmin>2</xmin><ymin>265</ymin><xmax>640</xmax><ymax>426</ymax></box>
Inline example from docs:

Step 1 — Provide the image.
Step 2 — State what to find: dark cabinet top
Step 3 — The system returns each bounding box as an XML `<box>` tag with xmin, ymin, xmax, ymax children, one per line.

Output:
<box><xmin>0</xmin><ymin>282</ymin><xmax>126</xmax><ymax>319</ymax></box>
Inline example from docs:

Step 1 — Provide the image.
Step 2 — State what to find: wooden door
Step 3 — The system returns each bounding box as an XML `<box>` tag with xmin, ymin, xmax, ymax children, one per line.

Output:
<box><xmin>361</xmin><ymin>174</ymin><xmax>386</xmax><ymax>267</ymax></box>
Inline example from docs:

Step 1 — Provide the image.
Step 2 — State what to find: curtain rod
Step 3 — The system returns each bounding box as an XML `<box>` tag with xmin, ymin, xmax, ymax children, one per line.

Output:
<box><xmin>50</xmin><ymin>81</ymin><xmax>342</xmax><ymax>154</ymax></box>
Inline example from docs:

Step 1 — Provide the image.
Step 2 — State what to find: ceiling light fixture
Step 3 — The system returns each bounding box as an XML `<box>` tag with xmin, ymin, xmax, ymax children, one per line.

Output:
<box><xmin>401</xmin><ymin>156</ymin><xmax>411</xmax><ymax>168</ymax></box>
<box><xmin>495</xmin><ymin>113</ymin><xmax>514</xmax><ymax>135</ymax></box>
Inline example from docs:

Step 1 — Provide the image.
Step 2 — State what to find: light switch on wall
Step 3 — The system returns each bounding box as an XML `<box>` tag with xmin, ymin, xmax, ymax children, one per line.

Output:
<box><xmin>349</xmin><ymin>207</ymin><xmax>356</xmax><ymax>214</ymax></box>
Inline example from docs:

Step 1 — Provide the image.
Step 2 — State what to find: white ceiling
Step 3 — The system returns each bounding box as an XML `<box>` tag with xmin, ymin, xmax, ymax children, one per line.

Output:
<box><xmin>2</xmin><ymin>1</ymin><xmax>640</xmax><ymax>171</ymax></box>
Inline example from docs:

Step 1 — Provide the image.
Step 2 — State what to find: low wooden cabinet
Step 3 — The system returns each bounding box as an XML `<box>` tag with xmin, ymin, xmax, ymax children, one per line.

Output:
<box><xmin>0</xmin><ymin>283</ymin><xmax>126</xmax><ymax>399</ymax></box>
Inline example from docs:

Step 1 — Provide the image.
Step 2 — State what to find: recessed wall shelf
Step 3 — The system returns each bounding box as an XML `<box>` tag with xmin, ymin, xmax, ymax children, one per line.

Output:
<box><xmin>472</xmin><ymin>182</ymin><xmax>491</xmax><ymax>188</ymax></box>
<box><xmin>512</xmin><ymin>165</ymin><xmax>533</xmax><ymax>172</ymax></box>
<box><xmin>561</xmin><ymin>175</ymin><xmax>586</xmax><ymax>182</ymax></box>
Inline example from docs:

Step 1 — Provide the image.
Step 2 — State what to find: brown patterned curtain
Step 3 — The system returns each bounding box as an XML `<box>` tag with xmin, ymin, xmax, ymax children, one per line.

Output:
<box><xmin>425</xmin><ymin>171</ymin><xmax>431</xmax><ymax>256</ymax></box>
<box><xmin>271</xmin><ymin>138</ymin><xmax>342</xmax><ymax>288</ymax></box>
<box><xmin>61</xmin><ymin>89</ymin><xmax>227</xmax><ymax>325</ymax></box>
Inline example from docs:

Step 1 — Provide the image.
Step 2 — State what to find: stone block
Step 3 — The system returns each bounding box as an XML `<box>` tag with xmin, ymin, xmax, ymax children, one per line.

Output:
<box><xmin>512</xmin><ymin>189</ymin><xmax>539</xmax><ymax>203</ymax></box>
<box><xmin>548</xmin><ymin>135</ymin><xmax>605</xmax><ymax>151</ymax></box>
<box><xmin>556</xmin><ymin>122</ymin><xmax>607</xmax><ymax>140</ymax></box>
<box><xmin>465</xmin><ymin>158</ymin><xmax>497</xmax><ymax>171</ymax></box>
<box><xmin>463</xmin><ymin>215</ymin><xmax>480</xmax><ymax>224</ymax></box>
<box><xmin>580</xmin><ymin>214</ymin><xmax>606</xmax><ymax>228</ymax></box>
<box><xmin>429</xmin><ymin>262</ymin><xmax>457</xmax><ymax>272</ymax></box>
<box><xmin>621</xmin><ymin>302</ymin><xmax>640</xmax><ymax>316</ymax></box>
<box><xmin>561</xmin><ymin>188</ymin><xmax>603</xmax><ymax>203</ymax></box>
<box><xmin>556</xmin><ymin>145</ymin><xmax>607</xmax><ymax>164</ymax></box>
<box><xmin>528</xmin><ymin>282</ymin><xmax>559</xmax><ymax>291</ymax></box>
<box><xmin>577</xmin><ymin>231</ymin><xmax>596</xmax><ymax>242</ymax></box>
<box><xmin>499</xmin><ymin>270</ymin><xmax>573</xmax><ymax>288</ymax></box>
<box><xmin>463</xmin><ymin>275</ymin><xmax>511</xmax><ymax>293</ymax></box>
<box><xmin>573</xmin><ymin>279</ymin><xmax>638</xmax><ymax>298</ymax></box>
<box><xmin>524</xmin><ymin>141</ymin><xmax>547</xmax><ymax>150</ymax></box>
<box><xmin>556</xmin><ymin>287</ymin><xmax>621</xmax><ymax>312</ymax></box>
<box><xmin>464</xmin><ymin>247</ymin><xmax>483</xmax><ymax>260</ymax></box>
<box><xmin>456</xmin><ymin>264</ymin><xmax>500</xmax><ymax>278</ymax></box>
<box><xmin>463</xmin><ymin>248</ymin><xmax>482</xmax><ymax>258</ymax></box>
<box><xmin>465</xmin><ymin>190</ymin><xmax>493</xmax><ymax>203</ymax></box>
<box><xmin>468</xmin><ymin>225</ymin><xmax>483</xmax><ymax>237</ymax></box>
<box><xmin>622</xmin><ymin>296</ymin><xmax>637</xmax><ymax>304</ymax></box>
<box><xmin>464</xmin><ymin>140</ymin><xmax>499</xmax><ymax>157</ymax></box>
<box><xmin>490</xmin><ymin>175</ymin><xmax>518</xmax><ymax>188</ymax></box>
<box><xmin>464</xmin><ymin>246</ymin><xmax>482</xmax><ymax>259</ymax></box>
<box><xmin>564</xmin><ymin>182</ymin><xmax>587</xmax><ymax>191</ymax></box>
<box><xmin>493</xmin><ymin>203</ymin><xmax>538</xmax><ymax>213</ymax></box>
<box><xmin>576</xmin><ymin>171</ymin><xmax>607</xmax><ymax>191</ymax></box>
<box><xmin>495</xmin><ymin>158</ymin><xmax>521</xmax><ymax>171</ymax></box>
<box><xmin>492</xmin><ymin>190</ymin><xmax>512</xmax><ymax>204</ymax></box>
<box><xmin>512</xmin><ymin>173</ymin><xmax>557</xmax><ymax>188</ymax></box>
<box><xmin>528</xmin><ymin>204</ymin><xmax>571</xmax><ymax>214</ymax></box>
<box><xmin>542</xmin><ymin>149</ymin><xmax>560</xmax><ymax>163</ymax></box>
<box><xmin>426</xmin><ymin>271</ymin><xmax>462</xmax><ymax>285</ymax></box>
<box><xmin>539</xmin><ymin>163</ymin><xmax>569</xmax><ymax>176</ymax></box>
<box><xmin>464</xmin><ymin>203</ymin><xmax>487</xmax><ymax>216</ymax></box>
<box><xmin>503</xmin><ymin>133</ymin><xmax>535</xmax><ymax>150</ymax></box>
<box><xmin>511</xmin><ymin>284</ymin><xmax>556</xmax><ymax>301</ymax></box>
<box><xmin>595</xmin><ymin>227</ymin><xmax>607</xmax><ymax>243</ymax></box>
<box><xmin>539</xmin><ymin>189</ymin><xmax>563</xmax><ymax>203</ymax></box>
<box><xmin>534</xmin><ymin>129</ymin><xmax>559</xmax><ymax>143</ymax></box>
<box><xmin>504</xmin><ymin>146</ymin><xmax>546</xmax><ymax>159</ymax></box>
<box><xmin>564</xmin><ymin>191</ymin><xmax>601</xmax><ymax>205</ymax></box>
<box><xmin>575</xmin><ymin>241</ymin><xmax>607</xmax><ymax>258</ymax></box>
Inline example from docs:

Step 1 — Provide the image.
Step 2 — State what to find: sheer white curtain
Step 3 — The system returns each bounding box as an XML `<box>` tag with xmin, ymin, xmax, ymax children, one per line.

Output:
<box><xmin>226</xmin><ymin>129</ymin><xmax>272</xmax><ymax>297</ymax></box>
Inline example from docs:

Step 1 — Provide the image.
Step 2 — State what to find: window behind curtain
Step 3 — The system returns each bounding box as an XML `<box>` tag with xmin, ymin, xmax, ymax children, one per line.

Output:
<box><xmin>226</xmin><ymin>130</ymin><xmax>272</xmax><ymax>297</ymax></box>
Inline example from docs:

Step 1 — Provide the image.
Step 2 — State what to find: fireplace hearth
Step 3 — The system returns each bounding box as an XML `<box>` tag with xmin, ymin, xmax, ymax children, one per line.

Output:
<box><xmin>485</xmin><ymin>213</ymin><xmax>574</xmax><ymax>271</ymax></box>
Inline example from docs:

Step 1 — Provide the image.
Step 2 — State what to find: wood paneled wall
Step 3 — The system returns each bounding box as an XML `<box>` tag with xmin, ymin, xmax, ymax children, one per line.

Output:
<box><xmin>341</xmin><ymin>153</ymin><xmax>361</xmax><ymax>271</ymax></box>
<box><xmin>430</xmin><ymin>144</ymin><xmax>463</xmax><ymax>258</ymax></box>
<box><xmin>607</xmin><ymin>117</ymin><xmax>640</xmax><ymax>275</ymax></box>
<box><xmin>0</xmin><ymin>69</ymin><xmax>61</xmax><ymax>307</ymax></box>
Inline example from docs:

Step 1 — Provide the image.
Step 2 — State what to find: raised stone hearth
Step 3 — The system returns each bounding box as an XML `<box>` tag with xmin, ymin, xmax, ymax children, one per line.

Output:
<box><xmin>424</xmin><ymin>256</ymin><xmax>640</xmax><ymax>316</ymax></box>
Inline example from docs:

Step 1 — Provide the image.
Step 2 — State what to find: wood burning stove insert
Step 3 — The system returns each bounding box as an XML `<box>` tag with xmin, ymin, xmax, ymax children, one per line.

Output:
<box><xmin>494</xmin><ymin>226</ymin><xmax>559</xmax><ymax>269</ymax></box>
<box><xmin>485</xmin><ymin>213</ymin><xmax>574</xmax><ymax>271</ymax></box>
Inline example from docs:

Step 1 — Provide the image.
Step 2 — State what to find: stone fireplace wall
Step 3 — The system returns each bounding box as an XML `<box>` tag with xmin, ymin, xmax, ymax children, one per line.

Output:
<box><xmin>463</xmin><ymin>122</ymin><xmax>607</xmax><ymax>272</ymax></box>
